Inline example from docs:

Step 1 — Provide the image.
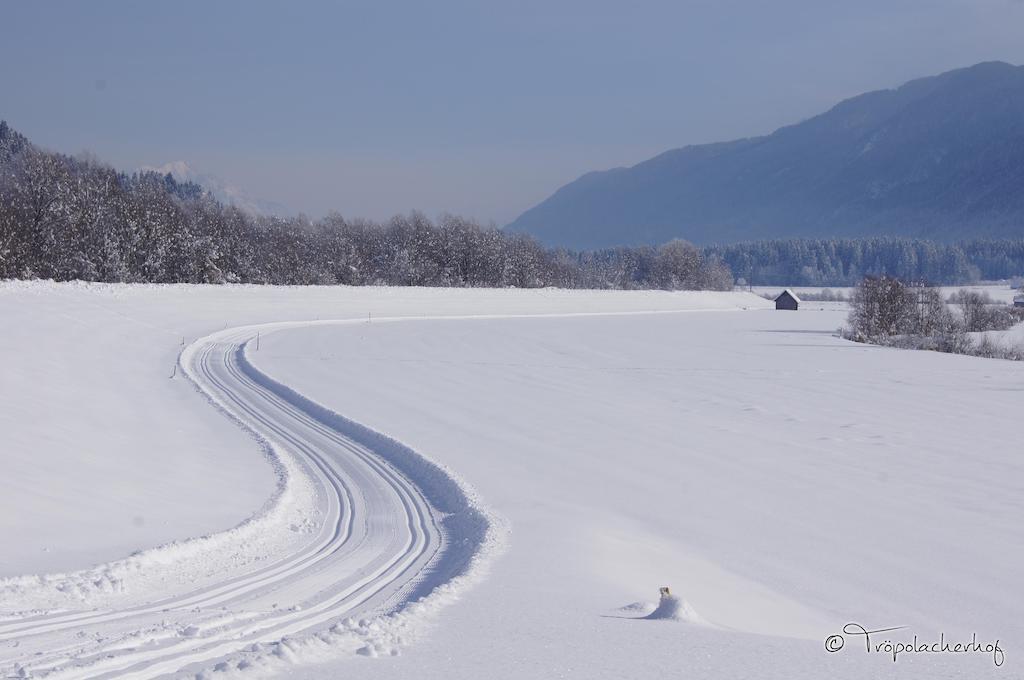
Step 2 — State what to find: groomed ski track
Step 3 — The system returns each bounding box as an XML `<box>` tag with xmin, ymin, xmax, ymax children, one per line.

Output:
<box><xmin>0</xmin><ymin>321</ymin><xmax>494</xmax><ymax>679</ymax></box>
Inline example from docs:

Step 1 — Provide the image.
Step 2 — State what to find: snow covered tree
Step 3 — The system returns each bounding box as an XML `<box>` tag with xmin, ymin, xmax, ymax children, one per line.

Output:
<box><xmin>848</xmin><ymin>276</ymin><xmax>917</xmax><ymax>339</ymax></box>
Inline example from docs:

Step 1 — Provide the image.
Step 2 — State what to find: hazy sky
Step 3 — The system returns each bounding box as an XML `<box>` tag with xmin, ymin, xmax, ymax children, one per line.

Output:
<box><xmin>4</xmin><ymin>0</ymin><xmax>1024</xmax><ymax>224</ymax></box>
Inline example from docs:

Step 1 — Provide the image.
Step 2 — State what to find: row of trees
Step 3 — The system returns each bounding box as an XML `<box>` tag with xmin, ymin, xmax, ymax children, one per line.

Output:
<box><xmin>710</xmin><ymin>238</ymin><xmax>1024</xmax><ymax>286</ymax></box>
<box><xmin>5</xmin><ymin>119</ymin><xmax>1022</xmax><ymax>291</ymax></box>
<box><xmin>0</xmin><ymin>121</ymin><xmax>732</xmax><ymax>290</ymax></box>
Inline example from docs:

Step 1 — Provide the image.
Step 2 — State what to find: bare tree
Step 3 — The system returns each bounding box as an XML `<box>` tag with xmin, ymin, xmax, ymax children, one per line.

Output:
<box><xmin>848</xmin><ymin>276</ymin><xmax>916</xmax><ymax>339</ymax></box>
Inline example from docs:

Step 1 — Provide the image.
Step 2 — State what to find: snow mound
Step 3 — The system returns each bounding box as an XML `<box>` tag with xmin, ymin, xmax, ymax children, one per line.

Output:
<box><xmin>611</xmin><ymin>590</ymin><xmax>708</xmax><ymax>624</ymax></box>
<box><xmin>642</xmin><ymin>594</ymin><xmax>705</xmax><ymax>623</ymax></box>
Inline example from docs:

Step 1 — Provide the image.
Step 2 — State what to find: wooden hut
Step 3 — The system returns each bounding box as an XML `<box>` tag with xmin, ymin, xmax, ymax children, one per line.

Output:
<box><xmin>775</xmin><ymin>289</ymin><xmax>800</xmax><ymax>311</ymax></box>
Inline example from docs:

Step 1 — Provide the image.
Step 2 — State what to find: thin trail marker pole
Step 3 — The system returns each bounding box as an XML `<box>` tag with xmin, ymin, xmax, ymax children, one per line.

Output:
<box><xmin>256</xmin><ymin>332</ymin><xmax>261</xmax><ymax>351</ymax></box>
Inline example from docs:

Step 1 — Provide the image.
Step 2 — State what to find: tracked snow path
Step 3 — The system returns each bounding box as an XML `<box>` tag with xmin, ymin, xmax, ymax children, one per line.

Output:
<box><xmin>0</xmin><ymin>322</ymin><xmax>488</xmax><ymax>679</ymax></box>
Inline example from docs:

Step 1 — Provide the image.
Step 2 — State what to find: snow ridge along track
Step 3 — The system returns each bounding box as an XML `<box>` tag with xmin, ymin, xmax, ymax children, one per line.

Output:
<box><xmin>0</xmin><ymin>322</ymin><xmax>496</xmax><ymax>679</ymax></box>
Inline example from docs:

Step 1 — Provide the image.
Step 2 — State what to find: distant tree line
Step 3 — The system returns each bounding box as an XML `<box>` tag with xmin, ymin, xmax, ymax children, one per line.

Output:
<box><xmin>0</xmin><ymin>121</ymin><xmax>732</xmax><ymax>291</ymax></box>
<box><xmin>708</xmin><ymin>239</ymin><xmax>1024</xmax><ymax>286</ymax></box>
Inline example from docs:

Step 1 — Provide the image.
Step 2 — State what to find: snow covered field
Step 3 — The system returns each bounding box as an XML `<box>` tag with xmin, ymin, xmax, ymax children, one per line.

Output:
<box><xmin>0</xmin><ymin>283</ymin><xmax>761</xmax><ymax>578</ymax></box>
<box><xmin>975</xmin><ymin>321</ymin><xmax>1024</xmax><ymax>351</ymax></box>
<box><xmin>1</xmin><ymin>282</ymin><xmax>1020</xmax><ymax>679</ymax></box>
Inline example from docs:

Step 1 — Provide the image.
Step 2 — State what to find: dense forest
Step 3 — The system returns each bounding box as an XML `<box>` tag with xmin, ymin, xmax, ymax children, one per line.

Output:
<box><xmin>3</xmin><ymin>120</ymin><xmax>1023</xmax><ymax>290</ymax></box>
<box><xmin>708</xmin><ymin>239</ymin><xmax>1024</xmax><ymax>286</ymax></box>
<box><xmin>0</xmin><ymin>121</ymin><xmax>731</xmax><ymax>290</ymax></box>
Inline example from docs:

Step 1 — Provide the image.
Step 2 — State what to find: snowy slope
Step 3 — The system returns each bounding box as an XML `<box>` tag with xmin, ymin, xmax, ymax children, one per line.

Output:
<box><xmin>0</xmin><ymin>282</ymin><xmax>765</xmax><ymax>578</ymax></box>
<box><xmin>2</xmin><ymin>282</ymin><xmax>1019</xmax><ymax>679</ymax></box>
<box><xmin>255</xmin><ymin>309</ymin><xmax>1022</xmax><ymax>679</ymax></box>
<box><xmin>0</xmin><ymin>283</ymin><xmax>769</xmax><ymax>677</ymax></box>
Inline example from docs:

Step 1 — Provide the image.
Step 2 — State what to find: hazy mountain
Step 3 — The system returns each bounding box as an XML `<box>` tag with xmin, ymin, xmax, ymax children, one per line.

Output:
<box><xmin>139</xmin><ymin>161</ymin><xmax>292</xmax><ymax>217</ymax></box>
<box><xmin>507</xmin><ymin>62</ymin><xmax>1024</xmax><ymax>248</ymax></box>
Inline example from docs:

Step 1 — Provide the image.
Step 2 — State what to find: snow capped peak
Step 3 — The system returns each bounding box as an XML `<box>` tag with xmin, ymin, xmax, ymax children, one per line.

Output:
<box><xmin>142</xmin><ymin>160</ymin><xmax>195</xmax><ymax>180</ymax></box>
<box><xmin>138</xmin><ymin>161</ymin><xmax>291</xmax><ymax>217</ymax></box>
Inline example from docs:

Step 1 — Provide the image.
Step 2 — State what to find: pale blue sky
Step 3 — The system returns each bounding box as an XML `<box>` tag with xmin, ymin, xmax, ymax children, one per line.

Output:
<box><xmin>4</xmin><ymin>0</ymin><xmax>1024</xmax><ymax>223</ymax></box>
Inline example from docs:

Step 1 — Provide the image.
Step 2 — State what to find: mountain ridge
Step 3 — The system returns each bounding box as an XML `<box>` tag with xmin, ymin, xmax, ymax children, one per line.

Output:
<box><xmin>507</xmin><ymin>61</ymin><xmax>1024</xmax><ymax>248</ymax></box>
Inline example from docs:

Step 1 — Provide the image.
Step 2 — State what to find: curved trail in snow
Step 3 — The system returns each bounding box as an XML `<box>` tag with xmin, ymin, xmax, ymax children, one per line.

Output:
<box><xmin>0</xmin><ymin>322</ymin><xmax>494</xmax><ymax>679</ymax></box>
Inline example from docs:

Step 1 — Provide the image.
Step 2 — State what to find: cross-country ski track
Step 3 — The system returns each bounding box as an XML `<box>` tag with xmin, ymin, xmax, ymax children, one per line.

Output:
<box><xmin>0</xmin><ymin>320</ymin><xmax>497</xmax><ymax>679</ymax></box>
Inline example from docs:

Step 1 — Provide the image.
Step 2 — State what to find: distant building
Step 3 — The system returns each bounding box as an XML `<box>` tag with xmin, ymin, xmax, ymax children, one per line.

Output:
<box><xmin>775</xmin><ymin>289</ymin><xmax>800</xmax><ymax>311</ymax></box>
<box><xmin>1014</xmin><ymin>292</ymin><xmax>1024</xmax><ymax>308</ymax></box>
